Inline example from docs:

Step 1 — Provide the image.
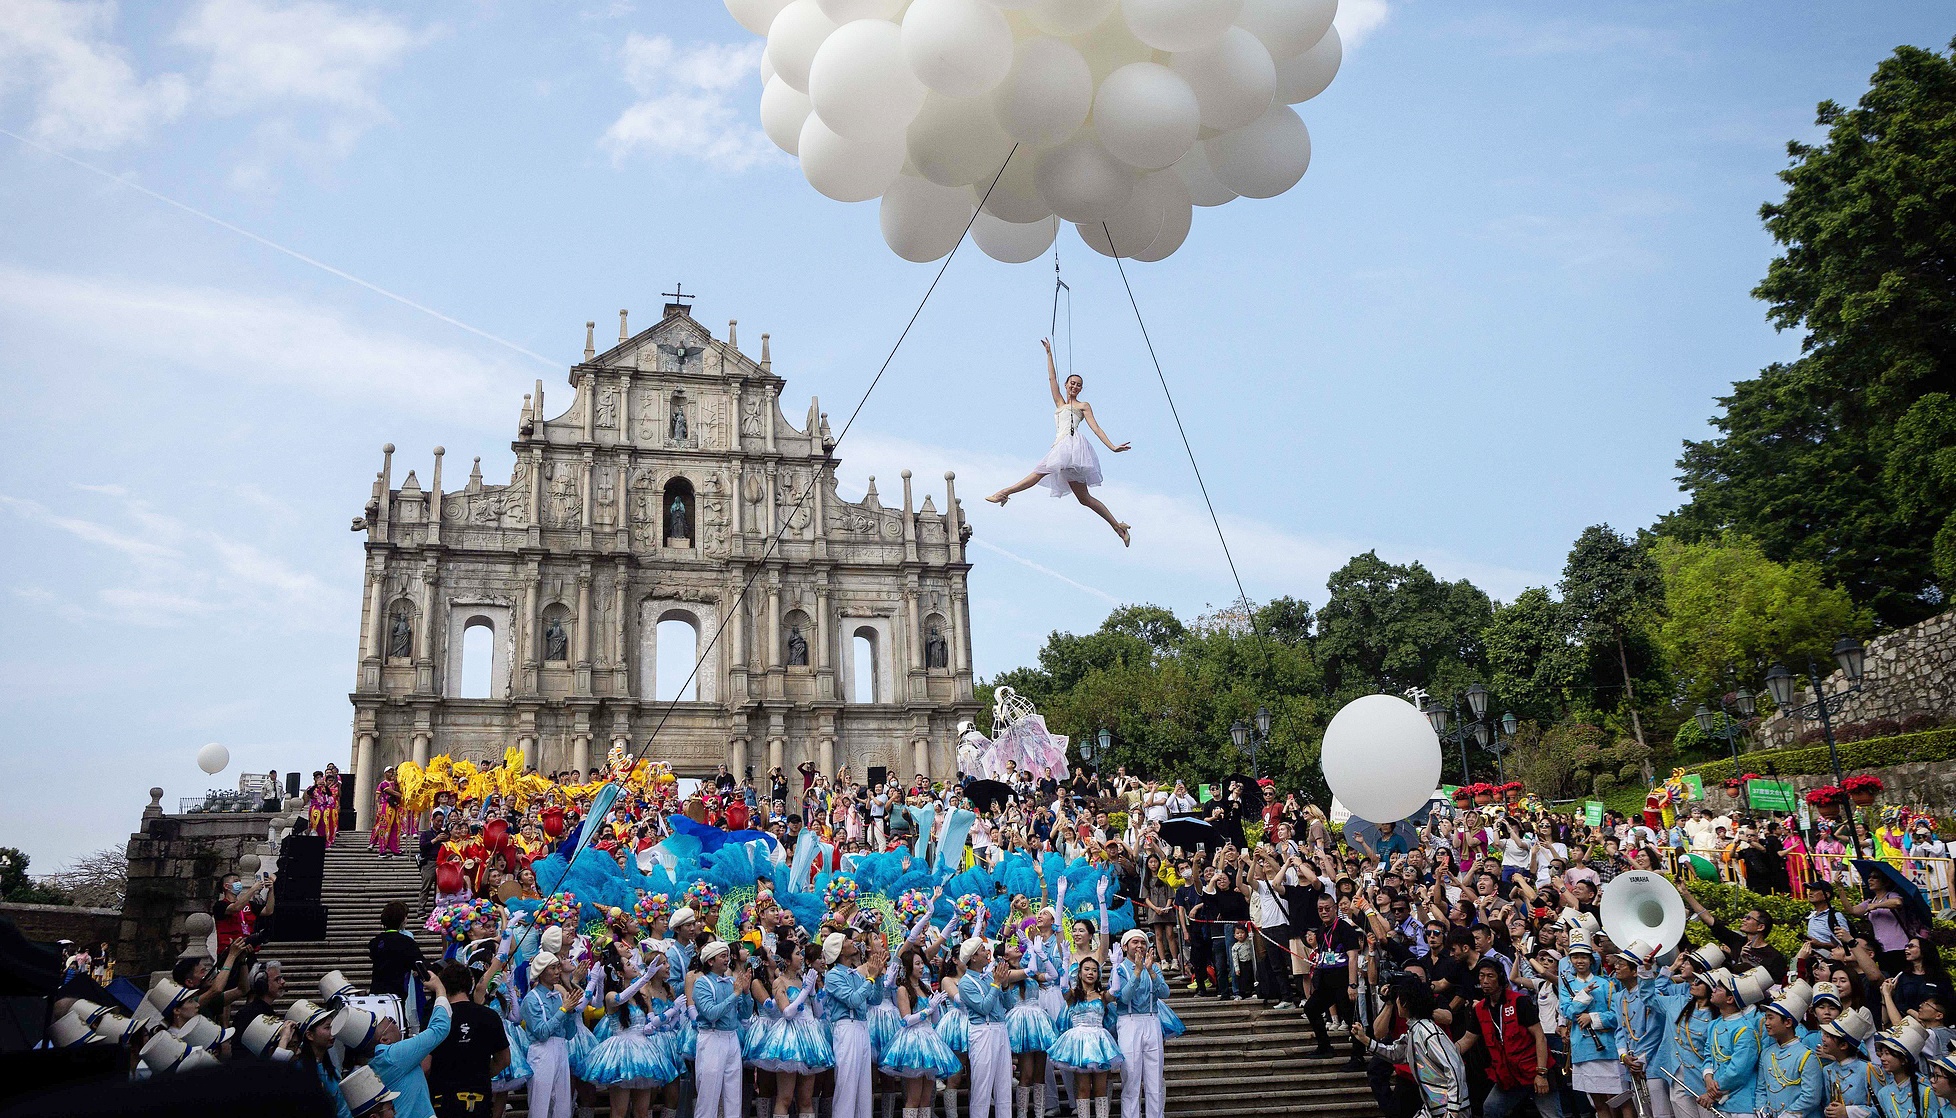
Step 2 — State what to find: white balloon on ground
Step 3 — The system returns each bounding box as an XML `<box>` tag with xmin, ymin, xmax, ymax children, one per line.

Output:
<box><xmin>1027</xmin><ymin>0</ymin><xmax>1118</xmax><ymax>36</ymax></box>
<box><xmin>1093</xmin><ymin>62</ymin><xmax>1200</xmax><ymax>170</ymax></box>
<box><xmin>1170</xmin><ymin>26</ymin><xmax>1275</xmax><ymax>130</ymax></box>
<box><xmin>1234</xmin><ymin>0</ymin><xmax>1335</xmax><ymax>59</ymax></box>
<box><xmin>1035</xmin><ymin>128</ymin><xmax>1136</xmax><ymax>222</ymax></box>
<box><xmin>972</xmin><ymin>212</ymin><xmax>1059</xmax><ymax>262</ymax></box>
<box><xmin>816</xmin><ymin>0</ymin><xmax>904</xmax><ymax>20</ymax></box>
<box><xmin>1072</xmin><ymin>15</ymin><xmax>1154</xmax><ymax>84</ymax></box>
<box><xmin>1205</xmin><ymin>102</ymin><xmax>1308</xmax><ymax>197</ymax></box>
<box><xmin>902</xmin><ymin>0</ymin><xmax>1015</xmax><ymax>97</ymax></box>
<box><xmin>1120</xmin><ymin>0</ymin><xmax>1243</xmax><ymax>52</ymax></box>
<box><xmin>727</xmin><ymin>0</ymin><xmax>797</xmax><ymax>36</ymax></box>
<box><xmin>809</xmin><ymin>19</ymin><xmax>927</xmax><ymax>142</ymax></box>
<box><xmin>1273</xmin><ymin>22</ymin><xmax>1340</xmax><ymax>103</ymax></box>
<box><xmin>1131</xmin><ymin>169</ymin><xmax>1192</xmax><ymax>259</ymax></box>
<box><xmin>1172</xmin><ymin>141</ymin><xmax>1236</xmax><ymax>205</ymax></box>
<box><xmin>1319</xmin><ymin>694</ymin><xmax>1442</xmax><ymax>824</ymax></box>
<box><xmin>765</xmin><ymin>0</ymin><xmax>838</xmax><ymax>92</ymax></box>
<box><xmin>990</xmin><ymin>36</ymin><xmax>1093</xmax><ymax>147</ymax></box>
<box><xmin>761</xmin><ymin>77</ymin><xmax>816</xmax><ymax>154</ymax></box>
<box><xmin>800</xmin><ymin>112</ymin><xmax>906</xmax><ymax>201</ymax></box>
<box><xmin>908</xmin><ymin>91</ymin><xmax>1015</xmax><ymax>186</ymax></box>
<box><xmin>977</xmin><ymin>150</ymin><xmax>1051</xmax><ymax>222</ymax></box>
<box><xmin>197</xmin><ymin>742</ymin><xmax>231</xmax><ymax>775</ymax></box>
<box><xmin>1075</xmin><ymin>167</ymin><xmax>1173</xmax><ymax>257</ymax></box>
<box><xmin>880</xmin><ymin>173</ymin><xmax>979</xmax><ymax>261</ymax></box>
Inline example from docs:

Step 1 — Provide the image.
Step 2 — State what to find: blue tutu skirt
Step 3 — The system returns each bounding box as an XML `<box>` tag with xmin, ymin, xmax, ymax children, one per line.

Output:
<box><xmin>880</xmin><ymin>1022</ymin><xmax>963</xmax><ymax>1080</ymax></box>
<box><xmin>754</xmin><ymin>1012</ymin><xmax>836</xmax><ymax>1074</ymax></box>
<box><xmin>1048</xmin><ymin>1023</ymin><xmax>1122</xmax><ymax>1073</ymax></box>
<box><xmin>935</xmin><ymin>1003</ymin><xmax>969</xmax><ymax>1053</ymax></box>
<box><xmin>495</xmin><ymin>1016</ymin><xmax>533</xmax><ymax>1091</ymax></box>
<box><xmin>1007</xmin><ymin>1004</ymin><xmax>1057</xmax><ymax>1054</ymax></box>
<box><xmin>583</xmin><ymin>1028</ymin><xmax>680</xmax><ymax>1088</ymax></box>
<box><xmin>644</xmin><ymin>1026</ymin><xmax>685</xmax><ymax>1078</ymax></box>
<box><xmin>742</xmin><ymin>1011</ymin><xmax>777</xmax><ymax>1061</ymax></box>
<box><xmin>676</xmin><ymin>1014</ymin><xmax>697</xmax><ymax>1061</ymax></box>
<box><xmin>1155</xmin><ymin>1001</ymin><xmax>1186</xmax><ymax>1039</ymax></box>
<box><xmin>568</xmin><ymin>1016</ymin><xmax>601</xmax><ymax>1079</ymax></box>
<box><xmin>867</xmin><ymin>1000</ymin><xmax>903</xmax><ymax>1057</ymax></box>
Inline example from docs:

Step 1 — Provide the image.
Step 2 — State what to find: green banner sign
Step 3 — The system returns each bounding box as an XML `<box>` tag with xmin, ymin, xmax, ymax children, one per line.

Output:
<box><xmin>1584</xmin><ymin>800</ymin><xmax>1604</xmax><ymax>826</ymax></box>
<box><xmin>1683</xmin><ymin>774</ymin><xmax>1705</xmax><ymax>801</ymax></box>
<box><xmin>1747</xmin><ymin>779</ymin><xmax>1797</xmax><ymax>813</ymax></box>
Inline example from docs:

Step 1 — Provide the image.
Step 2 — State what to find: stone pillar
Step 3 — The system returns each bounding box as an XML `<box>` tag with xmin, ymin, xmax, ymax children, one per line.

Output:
<box><xmin>764</xmin><ymin>386</ymin><xmax>776</xmax><ymax>453</ymax></box>
<box><xmin>900</xmin><ymin>469</ymin><xmax>917</xmax><ymax>563</ymax></box>
<box><xmin>364</xmin><ymin>565</ymin><xmax>386</xmax><ymax>661</ymax></box>
<box><xmin>953</xmin><ymin>582</ymin><xmax>973</xmax><ymax>676</ymax></box>
<box><xmin>767</xmin><ymin>578</ymin><xmax>782</xmax><ymax>669</ymax></box>
<box><xmin>820</xmin><ymin>736</ymin><xmax>835</xmax><ymax>778</ymax></box>
<box><xmin>579</xmin><ymin>449</ymin><xmax>595</xmax><ymax>549</ymax></box>
<box><xmin>944</xmin><ymin>471</ymin><xmax>962</xmax><ymax>563</ymax></box>
<box><xmin>428</xmin><ymin>447</ymin><xmax>445</xmax><ymax>546</ymax></box>
<box><xmin>582</xmin><ymin>373</ymin><xmax>596</xmax><ymax>442</ymax></box>
<box><xmin>527</xmin><ymin>446</ymin><xmax>544</xmax><ymax>547</ymax></box>
<box><xmin>732</xmin><ymin>736</ymin><xmax>749</xmax><ymax>781</ymax></box>
<box><xmin>353</xmin><ymin>731</ymin><xmax>377</xmax><ymax>829</ymax></box>
<box><xmin>768</xmin><ymin>736</ymin><xmax>784</xmax><ymax>774</ymax></box>
<box><xmin>612</xmin><ymin>559</ymin><xmax>630</xmax><ymax>692</ymax></box>
<box><xmin>520</xmin><ymin>563</ymin><xmax>541</xmax><ymax>693</ymax></box>
<box><xmin>914</xmin><ymin>737</ymin><xmax>930</xmax><ymax>783</ymax></box>
<box><xmin>764</xmin><ymin>463</ymin><xmax>778</xmax><ymax>539</ymax></box>
<box><xmin>574</xmin><ymin>568</ymin><xmax>594</xmax><ymax>694</ymax></box>
<box><xmin>518</xmin><ymin>732</ymin><xmax>538</xmax><ymax>771</ymax></box>
<box><xmin>377</xmin><ymin>444</ymin><xmax>394</xmax><ymax>544</ymax></box>
<box><xmin>619</xmin><ymin>374</ymin><xmax>635</xmax><ymax>448</ymax></box>
<box><xmin>415</xmin><ymin>561</ymin><xmax>439</xmax><ymax>694</ymax></box>
<box><xmin>573</xmin><ymin>732</ymin><xmax>591</xmax><ymax>776</ymax></box>
<box><xmin>815</xmin><ymin>585</ymin><xmax>832</xmax><ymax>672</ymax></box>
<box><xmin>412</xmin><ymin>730</ymin><xmax>431</xmax><ymax>767</ymax></box>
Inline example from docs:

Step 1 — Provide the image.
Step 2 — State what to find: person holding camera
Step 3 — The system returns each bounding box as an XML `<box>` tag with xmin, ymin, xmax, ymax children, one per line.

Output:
<box><xmin>214</xmin><ymin>870</ymin><xmax>275</xmax><ymax>954</ymax></box>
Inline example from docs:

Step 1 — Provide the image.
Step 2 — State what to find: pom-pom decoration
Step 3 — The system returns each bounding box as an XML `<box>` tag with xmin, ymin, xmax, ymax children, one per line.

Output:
<box><xmin>824</xmin><ymin>875</ymin><xmax>861</xmax><ymax>910</ymax></box>
<box><xmin>540</xmin><ymin>892</ymin><xmax>579</xmax><ymax>927</ymax></box>
<box><xmin>683</xmin><ymin>882</ymin><xmax>722</xmax><ymax>911</ymax></box>
<box><xmin>895</xmin><ymin>889</ymin><xmax>932</xmax><ymax>922</ymax></box>
<box><xmin>634</xmin><ymin>892</ymin><xmax>671</xmax><ymax>924</ymax></box>
<box><xmin>952</xmin><ymin>893</ymin><xmax>987</xmax><ymax>928</ymax></box>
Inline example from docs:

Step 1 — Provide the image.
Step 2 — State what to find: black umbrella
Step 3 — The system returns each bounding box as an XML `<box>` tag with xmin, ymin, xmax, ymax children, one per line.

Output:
<box><xmin>962</xmin><ymin>779</ymin><xmax>1014</xmax><ymax>813</ymax></box>
<box><xmin>1158</xmin><ymin>817</ymin><xmax>1221</xmax><ymax>854</ymax></box>
<box><xmin>1219</xmin><ymin>774</ymin><xmax>1265</xmax><ymax>818</ymax></box>
<box><xmin>1853</xmin><ymin>860</ymin><xmax>1936</xmax><ymax>935</ymax></box>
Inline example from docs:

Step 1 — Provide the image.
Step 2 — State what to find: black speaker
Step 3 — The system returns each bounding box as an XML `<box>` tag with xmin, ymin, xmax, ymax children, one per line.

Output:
<box><xmin>264</xmin><ymin>903</ymin><xmax>327</xmax><ymax>942</ymax></box>
<box><xmin>276</xmin><ymin>836</ymin><xmax>325</xmax><ymax>885</ymax></box>
<box><xmin>286</xmin><ymin>772</ymin><xmax>302</xmax><ymax>797</ymax></box>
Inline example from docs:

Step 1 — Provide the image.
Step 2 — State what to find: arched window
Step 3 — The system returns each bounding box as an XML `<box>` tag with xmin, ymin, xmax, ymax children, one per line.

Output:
<box><xmin>662</xmin><ymin>477</ymin><xmax>695</xmax><ymax>545</ymax></box>
<box><xmin>656</xmin><ymin>615</ymin><xmax>700</xmax><ymax>701</ymax></box>
<box><xmin>385</xmin><ymin>599</ymin><xmax>415</xmax><ymax>660</ymax></box>
<box><xmin>540</xmin><ymin>603</ymin><xmax>572</xmax><ymax>663</ymax></box>
<box><xmin>852</xmin><ymin>628</ymin><xmax>878</xmax><ymax>704</ymax></box>
<box><xmin>459</xmin><ymin>618</ymin><xmax>495</xmax><ymax>698</ymax></box>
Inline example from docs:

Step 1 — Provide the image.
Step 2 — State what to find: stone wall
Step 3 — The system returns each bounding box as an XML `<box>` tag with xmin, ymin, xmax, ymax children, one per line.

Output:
<box><xmin>0</xmin><ymin>902</ymin><xmax>120</xmax><ymax>951</ymax></box>
<box><xmin>117</xmin><ymin>791</ymin><xmax>280</xmax><ymax>978</ymax></box>
<box><xmin>1694</xmin><ymin>758</ymin><xmax>1956</xmax><ymax>817</ymax></box>
<box><xmin>1760</xmin><ymin>610</ymin><xmax>1956</xmax><ymax>746</ymax></box>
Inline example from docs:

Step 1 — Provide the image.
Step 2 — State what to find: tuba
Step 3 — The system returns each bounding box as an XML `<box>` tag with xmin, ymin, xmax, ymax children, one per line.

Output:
<box><xmin>1599</xmin><ymin>871</ymin><xmax>1688</xmax><ymax>957</ymax></box>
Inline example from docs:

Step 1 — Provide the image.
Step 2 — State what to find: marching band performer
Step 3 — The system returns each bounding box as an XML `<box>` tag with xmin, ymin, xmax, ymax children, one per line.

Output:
<box><xmin>1561</xmin><ymin>938</ymin><xmax>1626</xmax><ymax>1118</ymax></box>
<box><xmin>1610</xmin><ymin>945</ymin><xmax>1673</xmax><ymax>1118</ymax></box>
<box><xmin>1818</xmin><ymin>1007</ymin><xmax>1878</xmax><ymax>1118</ymax></box>
<box><xmin>1699</xmin><ymin>968</ymin><xmax>1766</xmax><ymax>1117</ymax></box>
<box><xmin>1653</xmin><ymin>950</ymin><xmax>1720</xmax><ymax>1118</ymax></box>
<box><xmin>1761</xmin><ymin>981</ymin><xmax>1823</xmax><ymax>1118</ymax></box>
<box><xmin>1871</xmin><ymin>1025</ymin><xmax>1930</xmax><ymax>1118</ymax></box>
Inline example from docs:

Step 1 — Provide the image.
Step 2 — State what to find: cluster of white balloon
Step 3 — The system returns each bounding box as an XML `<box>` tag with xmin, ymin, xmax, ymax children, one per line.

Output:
<box><xmin>726</xmin><ymin>0</ymin><xmax>1343</xmax><ymax>263</ymax></box>
<box><xmin>1319</xmin><ymin>694</ymin><xmax>1442</xmax><ymax>824</ymax></box>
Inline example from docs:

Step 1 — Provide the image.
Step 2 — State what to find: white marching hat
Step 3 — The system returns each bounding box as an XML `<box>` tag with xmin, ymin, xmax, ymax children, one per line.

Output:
<box><xmin>1811</xmin><ymin>981</ymin><xmax>1843</xmax><ymax>1008</ymax></box>
<box><xmin>333</xmin><ymin>1005</ymin><xmax>382</xmax><ymax>1050</ymax></box>
<box><xmin>1731</xmin><ymin>966</ymin><xmax>1774</xmax><ymax>1008</ymax></box>
<box><xmin>1767</xmin><ymin>978</ymin><xmax>1813</xmax><ymax>1022</ymax></box>
<box><xmin>1686</xmin><ymin>943</ymin><xmax>1726</xmax><ymax>972</ymax></box>
<box><xmin>48</xmin><ymin>1012</ymin><xmax>95</xmax><ymax>1048</ymax></box>
<box><xmin>93</xmin><ymin>1011</ymin><xmax>140</xmax><ymax>1043</ymax></box>
<box><xmin>320</xmin><ymin>970</ymin><xmax>357</xmax><ymax>1002</ymax></box>
<box><xmin>1874</xmin><ymin>1022</ymin><xmax>1930</xmax><ymax>1065</ymax></box>
<box><xmin>285</xmin><ymin>998</ymin><xmax>336</xmax><ymax>1033</ymax></box>
<box><xmin>144</xmin><ymin>977</ymin><xmax>198</xmax><ymax>1018</ymax></box>
<box><xmin>177</xmin><ymin>1014</ymin><xmax>223</xmax><ymax>1049</ymax></box>
<box><xmin>140</xmin><ymin>1031</ymin><xmax>196</xmax><ymax>1073</ymax></box>
<box><xmin>341</xmin><ymin>1066</ymin><xmax>401</xmax><ymax>1117</ymax></box>
<box><xmin>1822</xmin><ymin>1006</ymin><xmax>1877</xmax><ymax>1049</ymax></box>
<box><xmin>240</xmin><ymin>1013</ymin><xmax>284</xmax><ymax>1056</ymax></box>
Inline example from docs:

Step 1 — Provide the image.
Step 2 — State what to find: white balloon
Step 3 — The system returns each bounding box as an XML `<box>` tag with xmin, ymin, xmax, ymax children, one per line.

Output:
<box><xmin>766</xmin><ymin>0</ymin><xmax>838</xmax><ymax>93</ymax></box>
<box><xmin>1273</xmin><ymin>22</ymin><xmax>1339</xmax><ymax>103</ymax></box>
<box><xmin>762</xmin><ymin>77</ymin><xmax>815</xmax><ymax>154</ymax></box>
<box><xmin>1131</xmin><ymin>169</ymin><xmax>1192</xmax><ymax>259</ymax></box>
<box><xmin>1075</xmin><ymin>167</ymin><xmax>1171</xmax><ymax>257</ymax></box>
<box><xmin>978</xmin><ymin>150</ymin><xmax>1051</xmax><ymax>222</ymax></box>
<box><xmin>990</xmin><ymin>36</ymin><xmax>1092</xmax><ymax>147</ymax></box>
<box><xmin>972</xmin><ymin>212</ymin><xmax>1059</xmax><ymax>262</ymax></box>
<box><xmin>1205</xmin><ymin>102</ymin><xmax>1308</xmax><ymax>198</ymax></box>
<box><xmin>1071</xmin><ymin>15</ymin><xmax>1153</xmax><ymax>85</ymax></box>
<box><xmin>1172</xmin><ymin>140</ymin><xmax>1235</xmax><ymax>205</ymax></box>
<box><xmin>1320</xmin><ymin>694</ymin><xmax>1442</xmax><ymax>824</ymax></box>
<box><xmin>1121</xmin><ymin>0</ymin><xmax>1242</xmax><ymax>52</ymax></box>
<box><xmin>1093</xmin><ymin>62</ymin><xmax>1199</xmax><ymax>170</ymax></box>
<box><xmin>1028</xmin><ymin>0</ymin><xmax>1118</xmax><ymax>36</ymax></box>
<box><xmin>727</xmin><ymin>0</ymin><xmax>797</xmax><ymax>36</ymax></box>
<box><xmin>880</xmin><ymin>173</ymin><xmax>978</xmax><ymax>261</ymax></box>
<box><xmin>1170</xmin><ymin>26</ymin><xmax>1275</xmax><ymax>130</ymax></box>
<box><xmin>903</xmin><ymin>0</ymin><xmax>1015</xmax><ymax>97</ymax></box>
<box><xmin>1234</xmin><ymin>0</ymin><xmax>1335</xmax><ymax>59</ymax></box>
<box><xmin>761</xmin><ymin>51</ymin><xmax>777</xmax><ymax>85</ymax></box>
<box><xmin>1034</xmin><ymin>127</ymin><xmax>1135</xmax><ymax>222</ymax></box>
<box><xmin>197</xmin><ymin>742</ymin><xmax>231</xmax><ymax>775</ymax></box>
<box><xmin>800</xmin><ymin>112</ymin><xmax>906</xmax><ymax>201</ymax></box>
<box><xmin>907</xmin><ymin>91</ymin><xmax>1015</xmax><ymax>186</ymax></box>
<box><xmin>816</xmin><ymin>0</ymin><xmax>904</xmax><ymax>19</ymax></box>
<box><xmin>810</xmin><ymin>19</ymin><xmax>928</xmax><ymax>142</ymax></box>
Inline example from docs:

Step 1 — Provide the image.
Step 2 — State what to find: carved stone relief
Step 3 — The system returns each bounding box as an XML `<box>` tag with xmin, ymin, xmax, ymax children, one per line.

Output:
<box><xmin>741</xmin><ymin>394</ymin><xmax>764</xmax><ymax>438</ymax></box>
<box><xmin>702</xmin><ymin>396</ymin><xmax>727</xmax><ymax>451</ymax></box>
<box><xmin>701</xmin><ymin>473</ymin><xmax>731</xmax><ymax>556</ymax></box>
<box><xmin>596</xmin><ymin>385</ymin><xmax>618</xmax><ymax>428</ymax></box>
<box><xmin>545</xmin><ymin>461</ymin><xmax>580</xmax><ymax>528</ymax></box>
<box><xmin>595</xmin><ymin>467</ymin><xmax>617</xmax><ymax>527</ymax></box>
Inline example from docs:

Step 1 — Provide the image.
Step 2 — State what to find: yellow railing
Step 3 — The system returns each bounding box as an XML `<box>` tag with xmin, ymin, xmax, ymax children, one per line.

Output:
<box><xmin>1673</xmin><ymin>848</ymin><xmax>1955</xmax><ymax>915</ymax></box>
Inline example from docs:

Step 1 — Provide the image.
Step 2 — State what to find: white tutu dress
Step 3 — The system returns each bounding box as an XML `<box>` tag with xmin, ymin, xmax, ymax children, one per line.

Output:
<box><xmin>1032</xmin><ymin>405</ymin><xmax>1101</xmax><ymax>495</ymax></box>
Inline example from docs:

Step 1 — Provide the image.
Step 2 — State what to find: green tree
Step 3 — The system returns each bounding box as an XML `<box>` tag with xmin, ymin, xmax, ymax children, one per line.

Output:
<box><xmin>1483</xmin><ymin>588</ymin><xmax>1585</xmax><ymax>724</ymax></box>
<box><xmin>1652</xmin><ymin>533</ymin><xmax>1871</xmax><ymax>700</ymax></box>
<box><xmin>1665</xmin><ymin>41</ymin><xmax>1956</xmax><ymax>624</ymax></box>
<box><xmin>1560</xmin><ymin>525</ymin><xmax>1666</xmax><ymax>754</ymax></box>
<box><xmin>1315</xmin><ymin>551</ymin><xmax>1492</xmax><ymax>700</ymax></box>
<box><xmin>0</xmin><ymin>847</ymin><xmax>69</xmax><ymax>906</ymax></box>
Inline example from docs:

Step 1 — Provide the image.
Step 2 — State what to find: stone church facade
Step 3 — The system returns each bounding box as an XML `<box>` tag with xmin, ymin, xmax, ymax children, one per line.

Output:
<box><xmin>344</xmin><ymin>300</ymin><xmax>980</xmax><ymax>826</ymax></box>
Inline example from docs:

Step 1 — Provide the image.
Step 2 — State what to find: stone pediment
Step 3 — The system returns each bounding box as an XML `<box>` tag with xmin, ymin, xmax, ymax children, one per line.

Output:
<box><xmin>587</xmin><ymin>311</ymin><xmax>767</xmax><ymax>383</ymax></box>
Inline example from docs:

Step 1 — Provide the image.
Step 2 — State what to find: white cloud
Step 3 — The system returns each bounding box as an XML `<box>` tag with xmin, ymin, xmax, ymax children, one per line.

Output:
<box><xmin>0</xmin><ymin>0</ymin><xmax>191</xmax><ymax>149</ymax></box>
<box><xmin>173</xmin><ymin>0</ymin><xmax>432</xmax><ymax>183</ymax></box>
<box><xmin>0</xmin><ymin>265</ymin><xmax>527</xmax><ymax>422</ymax></box>
<box><xmin>1335</xmin><ymin>0</ymin><xmax>1391</xmax><ymax>47</ymax></box>
<box><xmin>599</xmin><ymin>33</ymin><xmax>777</xmax><ymax>172</ymax></box>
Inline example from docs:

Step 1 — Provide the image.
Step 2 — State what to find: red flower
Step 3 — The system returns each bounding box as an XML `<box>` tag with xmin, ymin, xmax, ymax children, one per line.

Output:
<box><xmin>1804</xmin><ymin>786</ymin><xmax>1843</xmax><ymax>806</ymax></box>
<box><xmin>1842</xmin><ymin>775</ymin><xmax>1884</xmax><ymax>794</ymax></box>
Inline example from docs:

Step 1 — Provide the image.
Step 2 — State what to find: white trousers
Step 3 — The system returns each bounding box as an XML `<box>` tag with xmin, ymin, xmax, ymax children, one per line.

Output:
<box><xmin>528</xmin><ymin>1036</ymin><xmax>573</xmax><ymax>1118</ymax></box>
<box><xmin>1116</xmin><ymin>1015</ymin><xmax>1163</xmax><ymax>1118</ymax></box>
<box><xmin>697</xmin><ymin>1029</ymin><xmax>744</xmax><ymax>1118</ymax></box>
<box><xmin>1669</xmin><ymin>1082</ymin><xmax>1706</xmax><ymax>1118</ymax></box>
<box><xmin>1644</xmin><ymin>1077</ymin><xmax>1675</xmax><ymax>1118</ymax></box>
<box><xmin>835</xmin><ymin>1020</ymin><xmax>874</xmax><ymax>1118</ymax></box>
<box><xmin>970</xmin><ymin>1022</ymin><xmax>1014</xmax><ymax>1118</ymax></box>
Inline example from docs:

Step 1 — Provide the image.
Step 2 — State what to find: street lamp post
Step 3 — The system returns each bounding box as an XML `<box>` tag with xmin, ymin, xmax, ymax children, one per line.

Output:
<box><xmin>1693</xmin><ymin>688</ymin><xmax>1757</xmax><ymax>768</ymax></box>
<box><xmin>1084</xmin><ymin>727</ymin><xmax>1109</xmax><ymax>777</ymax></box>
<box><xmin>1229</xmin><ymin>705</ymin><xmax>1271</xmax><ymax>778</ymax></box>
<box><xmin>1763</xmin><ymin>637</ymin><xmax>1868</xmax><ymax>859</ymax></box>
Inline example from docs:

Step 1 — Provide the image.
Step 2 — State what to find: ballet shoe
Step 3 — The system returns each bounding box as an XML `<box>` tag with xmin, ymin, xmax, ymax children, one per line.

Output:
<box><xmin>1116</xmin><ymin>523</ymin><xmax>1131</xmax><ymax>547</ymax></box>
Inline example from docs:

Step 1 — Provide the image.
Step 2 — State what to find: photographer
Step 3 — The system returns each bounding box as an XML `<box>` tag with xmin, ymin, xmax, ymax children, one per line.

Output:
<box><xmin>370</xmin><ymin>900</ymin><xmax>431</xmax><ymax>1027</ymax></box>
<box><xmin>213</xmin><ymin>870</ymin><xmax>275</xmax><ymax>954</ymax></box>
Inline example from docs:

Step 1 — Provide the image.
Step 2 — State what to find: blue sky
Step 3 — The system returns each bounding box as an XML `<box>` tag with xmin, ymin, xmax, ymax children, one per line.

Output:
<box><xmin>1</xmin><ymin>0</ymin><xmax>1949</xmax><ymax>869</ymax></box>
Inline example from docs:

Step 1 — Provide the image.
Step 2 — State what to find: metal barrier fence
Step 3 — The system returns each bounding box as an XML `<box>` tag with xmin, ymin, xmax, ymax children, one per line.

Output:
<box><xmin>1672</xmin><ymin>847</ymin><xmax>1956</xmax><ymax>915</ymax></box>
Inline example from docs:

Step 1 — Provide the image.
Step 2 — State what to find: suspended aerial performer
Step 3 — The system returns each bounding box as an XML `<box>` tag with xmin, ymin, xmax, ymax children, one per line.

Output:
<box><xmin>986</xmin><ymin>340</ymin><xmax>1132</xmax><ymax>547</ymax></box>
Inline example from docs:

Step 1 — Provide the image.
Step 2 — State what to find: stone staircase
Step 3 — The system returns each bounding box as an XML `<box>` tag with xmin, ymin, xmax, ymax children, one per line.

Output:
<box><xmin>267</xmin><ymin>831</ymin><xmax>425</xmax><ymax>1010</ymax></box>
<box><xmin>267</xmin><ymin>838</ymin><xmax>1379</xmax><ymax>1118</ymax></box>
